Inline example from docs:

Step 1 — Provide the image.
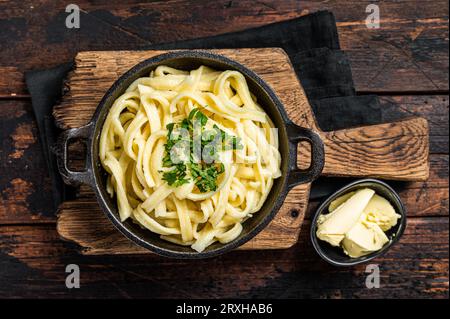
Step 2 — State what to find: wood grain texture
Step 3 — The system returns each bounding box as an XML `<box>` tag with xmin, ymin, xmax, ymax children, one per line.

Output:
<box><xmin>0</xmin><ymin>0</ymin><xmax>447</xmax><ymax>299</ymax></box>
<box><xmin>1</xmin><ymin>218</ymin><xmax>448</xmax><ymax>298</ymax></box>
<box><xmin>0</xmin><ymin>100</ymin><xmax>55</xmax><ymax>224</ymax></box>
<box><xmin>54</xmin><ymin>48</ymin><xmax>429</xmax><ymax>254</ymax></box>
<box><xmin>379</xmin><ymin>95</ymin><xmax>449</xmax><ymax>154</ymax></box>
<box><xmin>320</xmin><ymin>118</ymin><xmax>429</xmax><ymax>180</ymax></box>
<box><xmin>0</xmin><ymin>0</ymin><xmax>448</xmax><ymax>96</ymax></box>
<box><xmin>0</xmin><ymin>67</ymin><xmax>27</xmax><ymax>97</ymax></box>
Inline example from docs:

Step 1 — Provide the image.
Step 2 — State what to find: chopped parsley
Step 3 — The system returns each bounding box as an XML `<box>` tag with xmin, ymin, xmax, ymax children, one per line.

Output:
<box><xmin>161</xmin><ymin>108</ymin><xmax>242</xmax><ymax>192</ymax></box>
<box><xmin>161</xmin><ymin>163</ymin><xmax>190</xmax><ymax>187</ymax></box>
<box><xmin>188</xmin><ymin>162</ymin><xmax>225</xmax><ymax>192</ymax></box>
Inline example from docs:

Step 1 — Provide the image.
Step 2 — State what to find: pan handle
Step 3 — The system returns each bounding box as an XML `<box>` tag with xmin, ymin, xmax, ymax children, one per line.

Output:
<box><xmin>56</xmin><ymin>122</ymin><xmax>95</xmax><ymax>187</ymax></box>
<box><xmin>286</xmin><ymin>122</ymin><xmax>324</xmax><ymax>189</ymax></box>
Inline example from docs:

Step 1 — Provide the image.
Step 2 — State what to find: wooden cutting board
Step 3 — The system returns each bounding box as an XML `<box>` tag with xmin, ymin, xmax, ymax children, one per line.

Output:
<box><xmin>54</xmin><ymin>48</ymin><xmax>429</xmax><ymax>255</ymax></box>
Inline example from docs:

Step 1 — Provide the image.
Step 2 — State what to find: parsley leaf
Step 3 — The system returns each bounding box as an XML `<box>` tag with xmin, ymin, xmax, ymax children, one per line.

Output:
<box><xmin>161</xmin><ymin>108</ymin><xmax>241</xmax><ymax>192</ymax></box>
<box><xmin>188</xmin><ymin>162</ymin><xmax>223</xmax><ymax>192</ymax></box>
<box><xmin>161</xmin><ymin>164</ymin><xmax>190</xmax><ymax>187</ymax></box>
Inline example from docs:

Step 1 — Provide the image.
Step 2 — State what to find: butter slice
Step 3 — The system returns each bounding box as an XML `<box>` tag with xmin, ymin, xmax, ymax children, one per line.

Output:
<box><xmin>328</xmin><ymin>191</ymin><xmax>356</xmax><ymax>213</ymax></box>
<box><xmin>316</xmin><ymin>188</ymin><xmax>375</xmax><ymax>247</ymax></box>
<box><xmin>342</xmin><ymin>221</ymin><xmax>389</xmax><ymax>258</ymax></box>
<box><xmin>363</xmin><ymin>194</ymin><xmax>401</xmax><ymax>231</ymax></box>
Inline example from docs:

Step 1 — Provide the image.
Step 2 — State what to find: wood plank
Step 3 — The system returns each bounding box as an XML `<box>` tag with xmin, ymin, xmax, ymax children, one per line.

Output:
<box><xmin>307</xmin><ymin>183</ymin><xmax>449</xmax><ymax>219</ymax></box>
<box><xmin>53</xmin><ymin>49</ymin><xmax>314</xmax><ymax>129</ymax></box>
<box><xmin>320</xmin><ymin>117</ymin><xmax>429</xmax><ymax>181</ymax></box>
<box><xmin>0</xmin><ymin>0</ymin><xmax>304</xmax><ymax>97</ymax></box>
<box><xmin>0</xmin><ymin>67</ymin><xmax>27</xmax><ymax>97</ymax></box>
<box><xmin>380</xmin><ymin>95</ymin><xmax>449</xmax><ymax>154</ymax></box>
<box><xmin>1</xmin><ymin>218</ymin><xmax>447</xmax><ymax>298</ymax></box>
<box><xmin>407</xmin><ymin>154</ymin><xmax>449</xmax><ymax>189</ymax></box>
<box><xmin>0</xmin><ymin>100</ymin><xmax>55</xmax><ymax>224</ymax></box>
<box><xmin>0</xmin><ymin>0</ymin><xmax>447</xmax><ymax>95</ymax></box>
<box><xmin>340</xmin><ymin>19</ymin><xmax>448</xmax><ymax>93</ymax></box>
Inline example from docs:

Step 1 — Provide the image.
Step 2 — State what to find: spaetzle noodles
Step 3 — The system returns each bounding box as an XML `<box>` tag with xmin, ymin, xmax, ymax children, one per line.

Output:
<box><xmin>99</xmin><ymin>65</ymin><xmax>281</xmax><ymax>252</ymax></box>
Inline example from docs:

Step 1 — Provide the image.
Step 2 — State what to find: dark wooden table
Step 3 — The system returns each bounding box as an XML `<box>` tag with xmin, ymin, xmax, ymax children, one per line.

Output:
<box><xmin>0</xmin><ymin>1</ymin><xmax>448</xmax><ymax>299</ymax></box>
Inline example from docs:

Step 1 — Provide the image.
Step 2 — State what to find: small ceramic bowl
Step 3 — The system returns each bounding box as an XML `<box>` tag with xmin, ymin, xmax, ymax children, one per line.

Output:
<box><xmin>310</xmin><ymin>179</ymin><xmax>407</xmax><ymax>266</ymax></box>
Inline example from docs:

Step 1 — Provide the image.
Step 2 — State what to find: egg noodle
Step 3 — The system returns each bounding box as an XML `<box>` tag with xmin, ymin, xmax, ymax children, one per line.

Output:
<box><xmin>99</xmin><ymin>65</ymin><xmax>281</xmax><ymax>252</ymax></box>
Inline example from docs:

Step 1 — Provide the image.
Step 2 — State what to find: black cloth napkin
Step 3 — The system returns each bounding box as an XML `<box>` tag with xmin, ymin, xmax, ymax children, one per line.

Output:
<box><xmin>153</xmin><ymin>11</ymin><xmax>341</xmax><ymax>54</ymax></box>
<box><xmin>25</xmin><ymin>10</ymin><xmax>385</xmax><ymax>210</ymax></box>
<box><xmin>291</xmin><ymin>48</ymin><xmax>356</xmax><ymax>100</ymax></box>
<box><xmin>311</xmin><ymin>95</ymin><xmax>382</xmax><ymax>131</ymax></box>
<box><xmin>25</xmin><ymin>62</ymin><xmax>74</xmax><ymax>212</ymax></box>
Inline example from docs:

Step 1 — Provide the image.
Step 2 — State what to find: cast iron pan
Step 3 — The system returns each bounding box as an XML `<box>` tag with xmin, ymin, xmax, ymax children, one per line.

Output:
<box><xmin>56</xmin><ymin>51</ymin><xmax>325</xmax><ymax>258</ymax></box>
